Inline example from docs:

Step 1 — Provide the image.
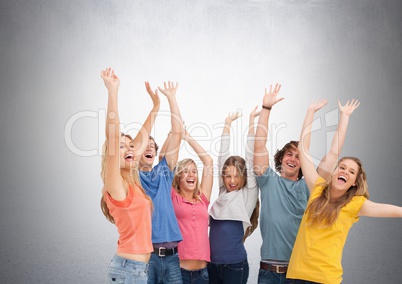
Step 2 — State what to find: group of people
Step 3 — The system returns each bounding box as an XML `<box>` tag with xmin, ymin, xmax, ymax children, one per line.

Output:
<box><xmin>100</xmin><ymin>67</ymin><xmax>402</xmax><ymax>284</ymax></box>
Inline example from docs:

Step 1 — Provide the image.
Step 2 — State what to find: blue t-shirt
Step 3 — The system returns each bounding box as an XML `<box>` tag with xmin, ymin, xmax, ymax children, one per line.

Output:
<box><xmin>140</xmin><ymin>157</ymin><xmax>182</xmax><ymax>244</ymax></box>
<box><xmin>257</xmin><ymin>167</ymin><xmax>309</xmax><ymax>261</ymax></box>
<box><xmin>209</xmin><ymin>217</ymin><xmax>247</xmax><ymax>264</ymax></box>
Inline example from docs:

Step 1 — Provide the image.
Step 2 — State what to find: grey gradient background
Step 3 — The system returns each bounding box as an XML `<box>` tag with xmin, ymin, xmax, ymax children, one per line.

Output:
<box><xmin>1</xmin><ymin>0</ymin><xmax>402</xmax><ymax>283</ymax></box>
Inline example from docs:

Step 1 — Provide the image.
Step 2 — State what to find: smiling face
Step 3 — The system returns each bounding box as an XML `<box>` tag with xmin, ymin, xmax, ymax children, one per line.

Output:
<box><xmin>120</xmin><ymin>136</ymin><xmax>136</xmax><ymax>169</ymax></box>
<box><xmin>139</xmin><ymin>138</ymin><xmax>157</xmax><ymax>171</ymax></box>
<box><xmin>330</xmin><ymin>158</ymin><xmax>359</xmax><ymax>196</ymax></box>
<box><xmin>178</xmin><ymin>162</ymin><xmax>198</xmax><ymax>192</ymax></box>
<box><xmin>223</xmin><ymin>165</ymin><xmax>243</xmax><ymax>192</ymax></box>
<box><xmin>280</xmin><ymin>147</ymin><xmax>301</xmax><ymax>180</ymax></box>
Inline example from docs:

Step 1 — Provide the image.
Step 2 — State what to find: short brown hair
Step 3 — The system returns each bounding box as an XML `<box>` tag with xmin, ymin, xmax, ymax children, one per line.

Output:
<box><xmin>274</xmin><ymin>141</ymin><xmax>303</xmax><ymax>180</ymax></box>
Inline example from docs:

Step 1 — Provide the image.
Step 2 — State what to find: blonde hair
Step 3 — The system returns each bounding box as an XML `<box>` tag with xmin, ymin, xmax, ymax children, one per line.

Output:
<box><xmin>100</xmin><ymin>133</ymin><xmax>152</xmax><ymax>223</ymax></box>
<box><xmin>172</xmin><ymin>159</ymin><xmax>201</xmax><ymax>202</ymax></box>
<box><xmin>306</xmin><ymin>156</ymin><xmax>369</xmax><ymax>227</ymax></box>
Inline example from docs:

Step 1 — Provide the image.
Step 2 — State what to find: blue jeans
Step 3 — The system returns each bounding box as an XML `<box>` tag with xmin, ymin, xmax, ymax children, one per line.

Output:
<box><xmin>207</xmin><ymin>259</ymin><xmax>249</xmax><ymax>284</ymax></box>
<box><xmin>257</xmin><ymin>269</ymin><xmax>294</xmax><ymax>284</ymax></box>
<box><xmin>147</xmin><ymin>252</ymin><xmax>183</xmax><ymax>284</ymax></box>
<box><xmin>180</xmin><ymin>267</ymin><xmax>209</xmax><ymax>284</ymax></box>
<box><xmin>107</xmin><ymin>254</ymin><xmax>148</xmax><ymax>284</ymax></box>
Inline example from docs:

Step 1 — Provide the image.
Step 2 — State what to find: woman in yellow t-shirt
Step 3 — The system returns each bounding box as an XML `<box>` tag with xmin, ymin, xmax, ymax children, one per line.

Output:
<box><xmin>287</xmin><ymin>99</ymin><xmax>402</xmax><ymax>284</ymax></box>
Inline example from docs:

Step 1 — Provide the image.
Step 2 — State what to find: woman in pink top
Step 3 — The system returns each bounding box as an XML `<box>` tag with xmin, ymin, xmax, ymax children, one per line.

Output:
<box><xmin>100</xmin><ymin>67</ymin><xmax>159</xmax><ymax>284</ymax></box>
<box><xmin>170</xmin><ymin>130</ymin><xmax>214</xmax><ymax>284</ymax></box>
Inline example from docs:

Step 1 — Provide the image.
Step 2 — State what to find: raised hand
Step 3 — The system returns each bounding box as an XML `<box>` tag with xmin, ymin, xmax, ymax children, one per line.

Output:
<box><xmin>101</xmin><ymin>67</ymin><xmax>120</xmax><ymax>93</ymax></box>
<box><xmin>182</xmin><ymin>129</ymin><xmax>191</xmax><ymax>141</ymax></box>
<box><xmin>225</xmin><ymin>111</ymin><xmax>242</xmax><ymax>125</ymax></box>
<box><xmin>250</xmin><ymin>106</ymin><xmax>261</xmax><ymax>119</ymax></box>
<box><xmin>338</xmin><ymin>99</ymin><xmax>360</xmax><ymax>117</ymax></box>
<box><xmin>308</xmin><ymin>99</ymin><xmax>328</xmax><ymax>112</ymax></box>
<box><xmin>157</xmin><ymin>81</ymin><xmax>178</xmax><ymax>99</ymax></box>
<box><xmin>145</xmin><ymin>81</ymin><xmax>160</xmax><ymax>109</ymax></box>
<box><xmin>262</xmin><ymin>83</ymin><xmax>283</xmax><ymax>108</ymax></box>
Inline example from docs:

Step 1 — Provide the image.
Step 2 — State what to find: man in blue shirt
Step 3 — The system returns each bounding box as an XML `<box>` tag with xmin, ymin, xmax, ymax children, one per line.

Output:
<box><xmin>138</xmin><ymin>81</ymin><xmax>183</xmax><ymax>284</ymax></box>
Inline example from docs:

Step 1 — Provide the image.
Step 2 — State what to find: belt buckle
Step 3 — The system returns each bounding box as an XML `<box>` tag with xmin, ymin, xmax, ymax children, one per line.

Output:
<box><xmin>158</xmin><ymin>247</ymin><xmax>166</xmax><ymax>257</ymax></box>
<box><xmin>275</xmin><ymin>265</ymin><xmax>285</xmax><ymax>274</ymax></box>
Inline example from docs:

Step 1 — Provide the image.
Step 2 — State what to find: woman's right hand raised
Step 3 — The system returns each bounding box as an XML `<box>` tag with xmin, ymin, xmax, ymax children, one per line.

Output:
<box><xmin>308</xmin><ymin>99</ymin><xmax>328</xmax><ymax>112</ymax></box>
<box><xmin>101</xmin><ymin>67</ymin><xmax>120</xmax><ymax>93</ymax></box>
<box><xmin>145</xmin><ymin>81</ymin><xmax>161</xmax><ymax>109</ymax></box>
<box><xmin>225</xmin><ymin>111</ymin><xmax>241</xmax><ymax>125</ymax></box>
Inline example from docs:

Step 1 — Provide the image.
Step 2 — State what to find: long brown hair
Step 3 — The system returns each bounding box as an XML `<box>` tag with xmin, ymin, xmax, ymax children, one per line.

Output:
<box><xmin>222</xmin><ymin>156</ymin><xmax>259</xmax><ymax>241</ymax></box>
<box><xmin>221</xmin><ymin>156</ymin><xmax>247</xmax><ymax>189</ymax></box>
<box><xmin>172</xmin><ymin>158</ymin><xmax>201</xmax><ymax>201</ymax></box>
<box><xmin>100</xmin><ymin>133</ymin><xmax>152</xmax><ymax>223</ymax></box>
<box><xmin>243</xmin><ymin>198</ymin><xmax>260</xmax><ymax>242</ymax></box>
<box><xmin>305</xmin><ymin>156</ymin><xmax>369</xmax><ymax>227</ymax></box>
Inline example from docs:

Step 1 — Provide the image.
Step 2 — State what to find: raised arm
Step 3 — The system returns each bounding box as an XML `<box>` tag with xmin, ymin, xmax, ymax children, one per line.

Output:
<box><xmin>132</xmin><ymin>81</ymin><xmax>161</xmax><ymax>161</ymax></box>
<box><xmin>254</xmin><ymin>83</ymin><xmax>283</xmax><ymax>176</ymax></box>
<box><xmin>101</xmin><ymin>67</ymin><xmax>124</xmax><ymax>199</ymax></box>
<box><xmin>298</xmin><ymin>99</ymin><xmax>328</xmax><ymax>191</ymax></box>
<box><xmin>158</xmin><ymin>81</ymin><xmax>183</xmax><ymax>170</ymax></box>
<box><xmin>248</xmin><ymin>106</ymin><xmax>261</xmax><ymax>136</ymax></box>
<box><xmin>218</xmin><ymin>112</ymin><xmax>241</xmax><ymax>190</ymax></box>
<box><xmin>183</xmin><ymin>130</ymin><xmax>214</xmax><ymax>201</ymax></box>
<box><xmin>246</xmin><ymin>107</ymin><xmax>260</xmax><ymax>187</ymax></box>
<box><xmin>358</xmin><ymin>200</ymin><xmax>402</xmax><ymax>217</ymax></box>
<box><xmin>158</xmin><ymin>131</ymin><xmax>172</xmax><ymax>162</ymax></box>
<box><xmin>317</xmin><ymin>100</ymin><xmax>360</xmax><ymax>180</ymax></box>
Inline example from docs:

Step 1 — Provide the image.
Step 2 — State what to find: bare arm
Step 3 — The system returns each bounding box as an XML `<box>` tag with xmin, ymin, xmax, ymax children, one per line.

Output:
<box><xmin>248</xmin><ymin>106</ymin><xmax>261</xmax><ymax>136</ymax></box>
<box><xmin>158</xmin><ymin>82</ymin><xmax>183</xmax><ymax>170</ymax></box>
<box><xmin>101</xmin><ymin>67</ymin><xmax>125</xmax><ymax>200</ymax></box>
<box><xmin>183</xmin><ymin>131</ymin><xmax>214</xmax><ymax>201</ymax></box>
<box><xmin>298</xmin><ymin>99</ymin><xmax>328</xmax><ymax>191</ymax></box>
<box><xmin>254</xmin><ymin>83</ymin><xmax>283</xmax><ymax>176</ymax></box>
<box><xmin>359</xmin><ymin>200</ymin><xmax>402</xmax><ymax>217</ymax></box>
<box><xmin>132</xmin><ymin>81</ymin><xmax>161</xmax><ymax>162</ymax></box>
<box><xmin>158</xmin><ymin>131</ymin><xmax>172</xmax><ymax>162</ymax></box>
<box><xmin>317</xmin><ymin>100</ymin><xmax>360</xmax><ymax>180</ymax></box>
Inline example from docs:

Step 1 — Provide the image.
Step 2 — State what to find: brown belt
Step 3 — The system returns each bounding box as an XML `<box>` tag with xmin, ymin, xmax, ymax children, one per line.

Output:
<box><xmin>260</xmin><ymin>262</ymin><xmax>288</xmax><ymax>274</ymax></box>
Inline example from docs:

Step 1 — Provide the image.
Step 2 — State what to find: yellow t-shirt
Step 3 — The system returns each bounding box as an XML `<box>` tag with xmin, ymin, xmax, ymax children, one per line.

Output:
<box><xmin>287</xmin><ymin>177</ymin><xmax>367</xmax><ymax>284</ymax></box>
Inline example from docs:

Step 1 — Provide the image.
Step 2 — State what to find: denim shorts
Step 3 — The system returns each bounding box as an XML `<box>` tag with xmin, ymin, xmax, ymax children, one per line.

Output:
<box><xmin>107</xmin><ymin>254</ymin><xmax>148</xmax><ymax>284</ymax></box>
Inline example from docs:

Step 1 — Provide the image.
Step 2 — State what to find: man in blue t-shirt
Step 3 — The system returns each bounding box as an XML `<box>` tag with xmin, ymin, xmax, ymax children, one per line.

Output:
<box><xmin>138</xmin><ymin>81</ymin><xmax>183</xmax><ymax>284</ymax></box>
<box><xmin>254</xmin><ymin>84</ymin><xmax>352</xmax><ymax>284</ymax></box>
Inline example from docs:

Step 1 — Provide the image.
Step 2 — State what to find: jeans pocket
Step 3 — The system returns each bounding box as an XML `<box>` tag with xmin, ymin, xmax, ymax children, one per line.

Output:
<box><xmin>108</xmin><ymin>273</ymin><xmax>125</xmax><ymax>284</ymax></box>
<box><xmin>201</xmin><ymin>268</ymin><xmax>209</xmax><ymax>281</ymax></box>
<box><xmin>227</xmin><ymin>263</ymin><xmax>244</xmax><ymax>272</ymax></box>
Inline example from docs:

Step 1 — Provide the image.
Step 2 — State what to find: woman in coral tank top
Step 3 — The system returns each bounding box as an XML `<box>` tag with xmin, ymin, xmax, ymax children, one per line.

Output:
<box><xmin>100</xmin><ymin>67</ymin><xmax>159</xmax><ymax>284</ymax></box>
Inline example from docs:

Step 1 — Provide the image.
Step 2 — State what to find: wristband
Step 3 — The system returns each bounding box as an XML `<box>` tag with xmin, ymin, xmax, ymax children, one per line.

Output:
<box><xmin>262</xmin><ymin>105</ymin><xmax>272</xmax><ymax>110</ymax></box>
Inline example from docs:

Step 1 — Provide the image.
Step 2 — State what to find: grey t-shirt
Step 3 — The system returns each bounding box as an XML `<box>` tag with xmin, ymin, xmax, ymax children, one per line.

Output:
<box><xmin>257</xmin><ymin>167</ymin><xmax>309</xmax><ymax>261</ymax></box>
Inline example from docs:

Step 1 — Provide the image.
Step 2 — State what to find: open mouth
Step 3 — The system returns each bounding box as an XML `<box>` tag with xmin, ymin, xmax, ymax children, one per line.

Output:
<box><xmin>186</xmin><ymin>179</ymin><xmax>195</xmax><ymax>185</ymax></box>
<box><xmin>287</xmin><ymin>163</ymin><xmax>296</xmax><ymax>168</ymax></box>
<box><xmin>124</xmin><ymin>153</ymin><xmax>134</xmax><ymax>161</ymax></box>
<box><xmin>338</xmin><ymin>175</ymin><xmax>347</xmax><ymax>183</ymax></box>
<box><xmin>145</xmin><ymin>153</ymin><xmax>153</xmax><ymax>159</ymax></box>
